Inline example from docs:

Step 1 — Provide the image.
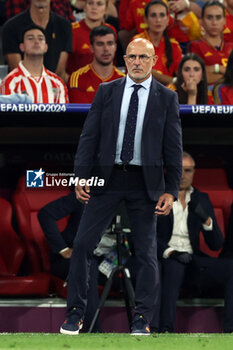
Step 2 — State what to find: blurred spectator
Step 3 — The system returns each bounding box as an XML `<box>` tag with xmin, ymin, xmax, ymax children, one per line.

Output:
<box><xmin>118</xmin><ymin>0</ymin><xmax>201</xmax><ymax>52</ymax></box>
<box><xmin>70</xmin><ymin>0</ymin><xmax>118</xmax><ymax>24</ymax></box>
<box><xmin>157</xmin><ymin>151</ymin><xmax>233</xmax><ymax>333</ymax></box>
<box><xmin>5</xmin><ymin>0</ymin><xmax>75</xmax><ymax>22</ymax></box>
<box><xmin>189</xmin><ymin>0</ymin><xmax>233</xmax><ymax>85</ymax></box>
<box><xmin>66</xmin><ymin>0</ymin><xmax>116</xmax><ymax>76</ymax></box>
<box><xmin>223</xmin><ymin>0</ymin><xmax>233</xmax><ymax>42</ymax></box>
<box><xmin>167</xmin><ymin>53</ymin><xmax>214</xmax><ymax>104</ymax></box>
<box><xmin>133</xmin><ymin>0</ymin><xmax>182</xmax><ymax>85</ymax></box>
<box><xmin>0</xmin><ymin>24</ymin><xmax>69</xmax><ymax>103</ymax></box>
<box><xmin>68</xmin><ymin>26</ymin><xmax>125</xmax><ymax>103</ymax></box>
<box><xmin>2</xmin><ymin>0</ymin><xmax>72</xmax><ymax>82</ymax></box>
<box><xmin>213</xmin><ymin>49</ymin><xmax>233</xmax><ymax>104</ymax></box>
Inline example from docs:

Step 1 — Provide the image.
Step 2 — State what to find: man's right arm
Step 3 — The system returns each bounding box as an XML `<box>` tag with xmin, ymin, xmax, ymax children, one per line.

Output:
<box><xmin>37</xmin><ymin>192</ymin><xmax>81</xmax><ymax>254</ymax></box>
<box><xmin>74</xmin><ymin>84</ymin><xmax>104</xmax><ymax>179</ymax></box>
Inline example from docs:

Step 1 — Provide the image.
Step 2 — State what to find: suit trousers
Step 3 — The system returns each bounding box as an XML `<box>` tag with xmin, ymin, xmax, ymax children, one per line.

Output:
<box><xmin>160</xmin><ymin>256</ymin><xmax>233</xmax><ymax>332</ymax></box>
<box><xmin>67</xmin><ymin>166</ymin><xmax>160</xmax><ymax>323</ymax></box>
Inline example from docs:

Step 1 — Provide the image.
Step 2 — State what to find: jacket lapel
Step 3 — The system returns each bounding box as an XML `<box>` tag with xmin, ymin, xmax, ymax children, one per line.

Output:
<box><xmin>112</xmin><ymin>77</ymin><xmax>126</xmax><ymax>138</ymax></box>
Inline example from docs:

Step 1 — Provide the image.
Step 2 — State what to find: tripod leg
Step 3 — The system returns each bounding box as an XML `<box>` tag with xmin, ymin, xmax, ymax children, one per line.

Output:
<box><xmin>88</xmin><ymin>267</ymin><xmax>117</xmax><ymax>333</ymax></box>
<box><xmin>123</xmin><ymin>268</ymin><xmax>135</xmax><ymax>307</ymax></box>
<box><xmin>121</xmin><ymin>267</ymin><xmax>135</xmax><ymax>330</ymax></box>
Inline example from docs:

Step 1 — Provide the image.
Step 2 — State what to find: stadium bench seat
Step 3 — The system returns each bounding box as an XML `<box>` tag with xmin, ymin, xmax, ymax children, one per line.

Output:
<box><xmin>0</xmin><ymin>197</ymin><xmax>50</xmax><ymax>296</ymax></box>
<box><xmin>12</xmin><ymin>176</ymin><xmax>71</xmax><ymax>296</ymax></box>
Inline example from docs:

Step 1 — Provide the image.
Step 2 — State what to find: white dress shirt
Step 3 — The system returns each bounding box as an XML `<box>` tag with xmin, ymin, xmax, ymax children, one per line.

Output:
<box><xmin>163</xmin><ymin>187</ymin><xmax>213</xmax><ymax>258</ymax></box>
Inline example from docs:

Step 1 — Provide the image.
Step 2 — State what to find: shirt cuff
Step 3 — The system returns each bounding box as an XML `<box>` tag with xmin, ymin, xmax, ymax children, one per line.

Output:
<box><xmin>59</xmin><ymin>247</ymin><xmax>69</xmax><ymax>254</ymax></box>
<box><xmin>163</xmin><ymin>247</ymin><xmax>174</xmax><ymax>259</ymax></box>
<box><xmin>203</xmin><ymin>218</ymin><xmax>213</xmax><ymax>231</ymax></box>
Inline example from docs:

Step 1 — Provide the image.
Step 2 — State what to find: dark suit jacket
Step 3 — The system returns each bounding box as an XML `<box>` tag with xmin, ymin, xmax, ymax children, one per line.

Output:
<box><xmin>157</xmin><ymin>188</ymin><xmax>224</xmax><ymax>259</ymax></box>
<box><xmin>74</xmin><ymin>76</ymin><xmax>183</xmax><ymax>201</ymax></box>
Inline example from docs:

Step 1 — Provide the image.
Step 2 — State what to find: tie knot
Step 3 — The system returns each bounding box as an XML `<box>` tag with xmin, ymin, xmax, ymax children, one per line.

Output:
<box><xmin>132</xmin><ymin>84</ymin><xmax>142</xmax><ymax>92</ymax></box>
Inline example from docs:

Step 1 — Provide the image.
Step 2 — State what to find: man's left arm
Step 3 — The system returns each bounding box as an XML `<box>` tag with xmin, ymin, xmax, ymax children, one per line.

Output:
<box><xmin>156</xmin><ymin>91</ymin><xmax>183</xmax><ymax>216</ymax></box>
<box><xmin>55</xmin><ymin>52</ymin><xmax>69</xmax><ymax>84</ymax></box>
<box><xmin>57</xmin><ymin>17</ymin><xmax>72</xmax><ymax>82</ymax></box>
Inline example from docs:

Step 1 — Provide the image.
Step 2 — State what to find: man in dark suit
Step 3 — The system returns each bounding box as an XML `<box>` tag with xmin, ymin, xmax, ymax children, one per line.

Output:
<box><xmin>60</xmin><ymin>38</ymin><xmax>183</xmax><ymax>336</ymax></box>
<box><xmin>158</xmin><ymin>151</ymin><xmax>233</xmax><ymax>333</ymax></box>
<box><xmin>38</xmin><ymin>192</ymin><xmax>83</xmax><ymax>281</ymax></box>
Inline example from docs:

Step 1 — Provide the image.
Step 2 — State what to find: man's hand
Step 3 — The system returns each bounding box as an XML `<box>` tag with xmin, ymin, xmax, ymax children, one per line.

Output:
<box><xmin>155</xmin><ymin>193</ymin><xmax>174</xmax><ymax>216</ymax></box>
<box><xmin>188</xmin><ymin>200</ymin><xmax>209</xmax><ymax>224</ymax></box>
<box><xmin>170</xmin><ymin>250</ymin><xmax>193</xmax><ymax>264</ymax></box>
<box><xmin>75</xmin><ymin>179</ymin><xmax>90</xmax><ymax>204</ymax></box>
<box><xmin>60</xmin><ymin>248</ymin><xmax>73</xmax><ymax>259</ymax></box>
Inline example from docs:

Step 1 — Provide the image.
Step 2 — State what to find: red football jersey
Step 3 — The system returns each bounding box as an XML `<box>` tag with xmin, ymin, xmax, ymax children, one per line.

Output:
<box><xmin>68</xmin><ymin>64</ymin><xmax>125</xmax><ymax>103</ymax></box>
<box><xmin>133</xmin><ymin>31</ymin><xmax>182</xmax><ymax>76</ymax></box>
<box><xmin>223</xmin><ymin>9</ymin><xmax>233</xmax><ymax>42</ymax></box>
<box><xmin>214</xmin><ymin>84</ymin><xmax>233</xmax><ymax>104</ymax></box>
<box><xmin>66</xmin><ymin>20</ymin><xmax>116</xmax><ymax>76</ymax></box>
<box><xmin>189</xmin><ymin>39</ymin><xmax>233</xmax><ymax>67</ymax></box>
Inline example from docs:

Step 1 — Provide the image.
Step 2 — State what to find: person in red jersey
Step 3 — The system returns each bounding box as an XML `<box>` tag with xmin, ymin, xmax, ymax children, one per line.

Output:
<box><xmin>189</xmin><ymin>0</ymin><xmax>233</xmax><ymax>85</ymax></box>
<box><xmin>167</xmin><ymin>53</ymin><xmax>214</xmax><ymax>104</ymax></box>
<box><xmin>68</xmin><ymin>26</ymin><xmax>125</xmax><ymax>103</ymax></box>
<box><xmin>213</xmin><ymin>50</ymin><xmax>233</xmax><ymax>104</ymax></box>
<box><xmin>118</xmin><ymin>0</ymin><xmax>201</xmax><ymax>52</ymax></box>
<box><xmin>223</xmin><ymin>0</ymin><xmax>233</xmax><ymax>42</ymax></box>
<box><xmin>0</xmin><ymin>25</ymin><xmax>68</xmax><ymax>103</ymax></box>
<box><xmin>66</xmin><ymin>0</ymin><xmax>116</xmax><ymax>76</ymax></box>
<box><xmin>133</xmin><ymin>0</ymin><xmax>182</xmax><ymax>85</ymax></box>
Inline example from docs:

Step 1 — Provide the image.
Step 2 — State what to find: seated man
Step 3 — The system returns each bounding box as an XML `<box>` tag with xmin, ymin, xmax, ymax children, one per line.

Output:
<box><xmin>0</xmin><ymin>24</ymin><xmax>69</xmax><ymax>103</ymax></box>
<box><xmin>2</xmin><ymin>0</ymin><xmax>72</xmax><ymax>82</ymax></box>
<box><xmin>157</xmin><ymin>151</ymin><xmax>233</xmax><ymax>333</ymax></box>
<box><xmin>68</xmin><ymin>26</ymin><xmax>125</xmax><ymax>103</ymax></box>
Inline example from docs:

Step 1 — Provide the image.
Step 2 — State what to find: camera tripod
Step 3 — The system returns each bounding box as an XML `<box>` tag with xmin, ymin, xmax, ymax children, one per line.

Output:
<box><xmin>88</xmin><ymin>215</ymin><xmax>135</xmax><ymax>333</ymax></box>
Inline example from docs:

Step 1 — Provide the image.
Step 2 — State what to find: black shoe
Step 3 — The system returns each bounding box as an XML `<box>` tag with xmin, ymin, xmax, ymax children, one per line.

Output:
<box><xmin>60</xmin><ymin>308</ymin><xmax>83</xmax><ymax>335</ymax></box>
<box><xmin>131</xmin><ymin>314</ymin><xmax>151</xmax><ymax>336</ymax></box>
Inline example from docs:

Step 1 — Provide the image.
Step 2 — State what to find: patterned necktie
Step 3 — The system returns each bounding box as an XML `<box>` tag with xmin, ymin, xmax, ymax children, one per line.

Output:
<box><xmin>120</xmin><ymin>84</ymin><xmax>142</xmax><ymax>164</ymax></box>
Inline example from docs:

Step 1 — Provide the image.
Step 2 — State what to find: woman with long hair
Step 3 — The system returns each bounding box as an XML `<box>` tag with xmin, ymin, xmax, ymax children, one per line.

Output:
<box><xmin>168</xmin><ymin>53</ymin><xmax>214</xmax><ymax>104</ymax></box>
<box><xmin>132</xmin><ymin>0</ymin><xmax>182</xmax><ymax>85</ymax></box>
<box><xmin>213</xmin><ymin>50</ymin><xmax>233</xmax><ymax>104</ymax></box>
